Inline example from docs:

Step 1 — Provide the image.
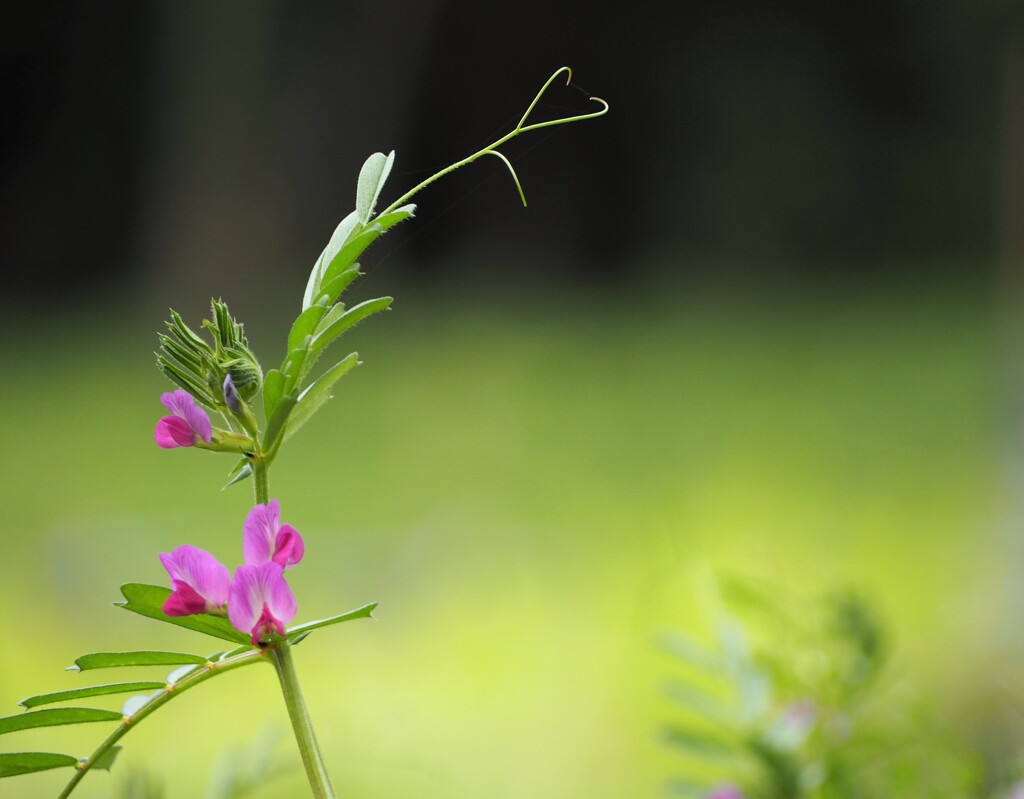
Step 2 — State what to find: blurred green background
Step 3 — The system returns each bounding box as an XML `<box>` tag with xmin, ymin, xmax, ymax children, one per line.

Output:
<box><xmin>2</xmin><ymin>2</ymin><xmax>1024</xmax><ymax>797</ymax></box>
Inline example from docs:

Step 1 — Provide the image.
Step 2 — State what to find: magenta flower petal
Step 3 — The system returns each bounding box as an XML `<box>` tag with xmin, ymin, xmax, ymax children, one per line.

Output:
<box><xmin>154</xmin><ymin>390</ymin><xmax>212</xmax><ymax>448</ymax></box>
<box><xmin>159</xmin><ymin>545</ymin><xmax>231</xmax><ymax>616</ymax></box>
<box><xmin>242</xmin><ymin>503</ymin><xmax>274</xmax><ymax>564</ymax></box>
<box><xmin>243</xmin><ymin>500</ymin><xmax>304</xmax><ymax>569</ymax></box>
<box><xmin>163</xmin><ymin>579</ymin><xmax>209</xmax><ymax>615</ymax></box>
<box><xmin>228</xmin><ymin>562</ymin><xmax>297</xmax><ymax>645</ymax></box>
<box><xmin>272</xmin><ymin>524</ymin><xmax>304</xmax><ymax>569</ymax></box>
<box><xmin>155</xmin><ymin>416</ymin><xmax>197</xmax><ymax>448</ymax></box>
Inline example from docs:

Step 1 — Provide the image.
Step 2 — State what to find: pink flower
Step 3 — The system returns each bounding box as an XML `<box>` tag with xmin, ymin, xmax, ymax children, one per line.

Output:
<box><xmin>228</xmin><ymin>562</ymin><xmax>297</xmax><ymax>645</ymax></box>
<box><xmin>243</xmin><ymin>500</ymin><xmax>304</xmax><ymax>570</ymax></box>
<box><xmin>154</xmin><ymin>390</ymin><xmax>213</xmax><ymax>449</ymax></box>
<box><xmin>707</xmin><ymin>787</ymin><xmax>743</xmax><ymax>799</ymax></box>
<box><xmin>159</xmin><ymin>545</ymin><xmax>231</xmax><ymax>616</ymax></box>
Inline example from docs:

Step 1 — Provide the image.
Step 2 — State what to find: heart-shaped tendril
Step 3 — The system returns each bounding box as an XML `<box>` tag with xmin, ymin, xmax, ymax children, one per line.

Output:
<box><xmin>379</xmin><ymin>66</ymin><xmax>609</xmax><ymax>213</ymax></box>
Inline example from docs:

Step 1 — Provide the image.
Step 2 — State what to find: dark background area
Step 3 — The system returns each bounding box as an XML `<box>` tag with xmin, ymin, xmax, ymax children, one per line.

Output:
<box><xmin>3</xmin><ymin>0</ymin><xmax>1021</xmax><ymax>314</ymax></box>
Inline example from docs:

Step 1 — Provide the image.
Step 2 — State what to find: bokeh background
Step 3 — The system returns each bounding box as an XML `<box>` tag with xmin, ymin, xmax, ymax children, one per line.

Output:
<box><xmin>2</xmin><ymin>1</ymin><xmax>1024</xmax><ymax>796</ymax></box>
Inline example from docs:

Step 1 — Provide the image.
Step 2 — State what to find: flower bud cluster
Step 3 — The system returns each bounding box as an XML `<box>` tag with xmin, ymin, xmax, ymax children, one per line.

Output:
<box><xmin>156</xmin><ymin>300</ymin><xmax>263</xmax><ymax>414</ymax></box>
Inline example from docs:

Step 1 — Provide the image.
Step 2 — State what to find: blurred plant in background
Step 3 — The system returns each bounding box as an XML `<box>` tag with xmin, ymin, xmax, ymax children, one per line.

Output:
<box><xmin>662</xmin><ymin>573</ymin><xmax>1024</xmax><ymax>798</ymax></box>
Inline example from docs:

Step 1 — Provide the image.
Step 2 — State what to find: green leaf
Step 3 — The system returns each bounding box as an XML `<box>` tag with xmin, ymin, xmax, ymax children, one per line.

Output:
<box><xmin>70</xmin><ymin>651</ymin><xmax>208</xmax><ymax>672</ymax></box>
<box><xmin>303</xmin><ymin>211</ymin><xmax>361</xmax><ymax>310</ymax></box>
<box><xmin>210</xmin><ymin>300</ymin><xmax>232</xmax><ymax>347</ymax></box>
<box><xmin>223</xmin><ymin>458</ymin><xmax>252</xmax><ymax>490</ymax></box>
<box><xmin>167</xmin><ymin>309</ymin><xmax>212</xmax><ymax>353</ymax></box>
<box><xmin>261</xmin><ymin>393</ymin><xmax>298</xmax><ymax>456</ymax></box>
<box><xmin>316</xmin><ymin>264</ymin><xmax>363</xmax><ymax>307</ymax></box>
<box><xmin>285</xmin><ymin>602</ymin><xmax>378</xmax><ymax>642</ymax></box>
<box><xmin>355</xmin><ymin>151</ymin><xmax>395</xmax><ymax>224</ymax></box>
<box><xmin>309</xmin><ymin>297</ymin><xmax>392</xmax><ymax>358</ymax></box>
<box><xmin>158</xmin><ymin>334</ymin><xmax>204</xmax><ymax>373</ymax></box>
<box><xmin>284</xmin><ymin>353</ymin><xmax>360</xmax><ymax>442</ymax></box>
<box><xmin>374</xmin><ymin>203</ymin><xmax>416</xmax><ymax>232</ymax></box>
<box><xmin>223</xmin><ymin>464</ymin><xmax>252</xmax><ymax>489</ymax></box>
<box><xmin>19</xmin><ymin>682</ymin><xmax>166</xmax><ymax>710</ymax></box>
<box><xmin>93</xmin><ymin>745</ymin><xmax>122</xmax><ymax>773</ymax></box>
<box><xmin>0</xmin><ymin>708</ymin><xmax>122</xmax><ymax>736</ymax></box>
<box><xmin>280</xmin><ymin>345</ymin><xmax>309</xmax><ymax>395</ymax></box>
<box><xmin>287</xmin><ymin>304</ymin><xmax>330</xmax><ymax>354</ymax></box>
<box><xmin>0</xmin><ymin>752</ymin><xmax>79</xmax><ymax>778</ymax></box>
<box><xmin>117</xmin><ymin>584</ymin><xmax>250</xmax><ymax>645</ymax></box>
<box><xmin>156</xmin><ymin>356</ymin><xmax>216</xmax><ymax>406</ymax></box>
<box><xmin>262</xmin><ymin>368</ymin><xmax>285</xmax><ymax>420</ymax></box>
<box><xmin>317</xmin><ymin>227</ymin><xmax>381</xmax><ymax>299</ymax></box>
<box><xmin>318</xmin><ymin>210</ymin><xmax>362</xmax><ymax>273</ymax></box>
<box><xmin>312</xmin><ymin>303</ymin><xmax>347</xmax><ymax>340</ymax></box>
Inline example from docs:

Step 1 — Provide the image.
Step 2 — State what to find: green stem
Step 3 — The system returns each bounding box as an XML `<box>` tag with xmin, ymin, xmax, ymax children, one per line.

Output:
<box><xmin>58</xmin><ymin>649</ymin><xmax>268</xmax><ymax>799</ymax></box>
<box><xmin>253</xmin><ymin>458</ymin><xmax>270</xmax><ymax>505</ymax></box>
<box><xmin>270</xmin><ymin>642</ymin><xmax>337</xmax><ymax>799</ymax></box>
<box><xmin>251</xmin><ymin>457</ymin><xmax>335</xmax><ymax>798</ymax></box>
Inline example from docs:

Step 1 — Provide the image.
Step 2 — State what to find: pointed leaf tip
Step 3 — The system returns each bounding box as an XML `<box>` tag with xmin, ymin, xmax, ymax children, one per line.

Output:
<box><xmin>223</xmin><ymin>463</ymin><xmax>253</xmax><ymax>490</ymax></box>
<box><xmin>285</xmin><ymin>601</ymin><xmax>378</xmax><ymax>642</ymax></box>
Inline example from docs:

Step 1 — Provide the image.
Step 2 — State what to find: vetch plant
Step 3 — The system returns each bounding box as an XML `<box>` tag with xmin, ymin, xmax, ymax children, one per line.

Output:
<box><xmin>0</xmin><ymin>67</ymin><xmax>606</xmax><ymax>798</ymax></box>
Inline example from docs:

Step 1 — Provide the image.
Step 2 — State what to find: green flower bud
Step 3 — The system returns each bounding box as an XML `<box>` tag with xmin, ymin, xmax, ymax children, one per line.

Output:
<box><xmin>222</xmin><ymin>357</ymin><xmax>263</xmax><ymax>401</ymax></box>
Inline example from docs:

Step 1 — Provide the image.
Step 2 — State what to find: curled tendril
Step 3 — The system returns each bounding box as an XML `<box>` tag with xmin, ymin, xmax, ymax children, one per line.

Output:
<box><xmin>483</xmin><ymin>150</ymin><xmax>526</xmax><ymax>207</ymax></box>
<box><xmin>516</xmin><ymin>65</ymin><xmax>610</xmax><ymax>134</ymax></box>
<box><xmin>380</xmin><ymin>66</ymin><xmax>609</xmax><ymax>213</ymax></box>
